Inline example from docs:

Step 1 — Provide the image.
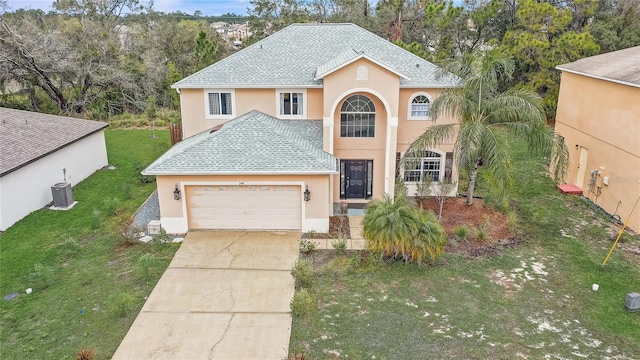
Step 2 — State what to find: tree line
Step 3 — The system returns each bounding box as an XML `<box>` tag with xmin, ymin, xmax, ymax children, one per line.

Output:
<box><xmin>1</xmin><ymin>0</ymin><xmax>638</xmax><ymax>120</ymax></box>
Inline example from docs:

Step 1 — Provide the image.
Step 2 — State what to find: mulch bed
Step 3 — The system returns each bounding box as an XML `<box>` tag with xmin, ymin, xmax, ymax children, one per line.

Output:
<box><xmin>301</xmin><ymin>216</ymin><xmax>351</xmax><ymax>239</ymax></box>
<box><xmin>301</xmin><ymin>197</ymin><xmax>519</xmax><ymax>259</ymax></box>
<box><xmin>417</xmin><ymin>197</ymin><xmax>519</xmax><ymax>259</ymax></box>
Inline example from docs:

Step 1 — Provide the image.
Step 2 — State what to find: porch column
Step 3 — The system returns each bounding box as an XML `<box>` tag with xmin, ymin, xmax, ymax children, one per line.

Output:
<box><xmin>384</xmin><ymin>116</ymin><xmax>399</xmax><ymax>197</ymax></box>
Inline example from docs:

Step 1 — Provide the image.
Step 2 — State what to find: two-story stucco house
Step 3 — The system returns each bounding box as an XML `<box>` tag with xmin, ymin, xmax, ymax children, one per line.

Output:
<box><xmin>143</xmin><ymin>23</ymin><xmax>460</xmax><ymax>234</ymax></box>
<box><xmin>555</xmin><ymin>46</ymin><xmax>640</xmax><ymax>232</ymax></box>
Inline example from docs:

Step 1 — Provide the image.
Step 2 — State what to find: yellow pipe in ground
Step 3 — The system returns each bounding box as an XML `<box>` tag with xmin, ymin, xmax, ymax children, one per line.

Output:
<box><xmin>602</xmin><ymin>196</ymin><xmax>640</xmax><ymax>266</ymax></box>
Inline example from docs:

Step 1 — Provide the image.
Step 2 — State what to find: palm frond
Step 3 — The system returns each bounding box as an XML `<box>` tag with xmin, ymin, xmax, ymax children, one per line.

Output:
<box><xmin>549</xmin><ymin>131</ymin><xmax>570</xmax><ymax>183</ymax></box>
<box><xmin>488</xmin><ymin>88</ymin><xmax>545</xmax><ymax>126</ymax></box>
<box><xmin>454</xmin><ymin>120</ymin><xmax>484</xmax><ymax>171</ymax></box>
<box><xmin>403</xmin><ymin>123</ymin><xmax>456</xmax><ymax>160</ymax></box>
<box><xmin>478</xmin><ymin>126</ymin><xmax>513</xmax><ymax>191</ymax></box>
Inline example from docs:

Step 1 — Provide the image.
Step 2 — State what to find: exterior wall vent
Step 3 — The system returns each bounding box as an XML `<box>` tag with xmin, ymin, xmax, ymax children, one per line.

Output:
<box><xmin>51</xmin><ymin>182</ymin><xmax>74</xmax><ymax>208</ymax></box>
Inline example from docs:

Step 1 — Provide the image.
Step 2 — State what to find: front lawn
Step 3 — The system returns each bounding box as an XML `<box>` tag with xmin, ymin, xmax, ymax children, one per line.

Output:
<box><xmin>289</xmin><ymin>138</ymin><xmax>640</xmax><ymax>359</ymax></box>
<box><xmin>0</xmin><ymin>129</ymin><xmax>177</xmax><ymax>359</ymax></box>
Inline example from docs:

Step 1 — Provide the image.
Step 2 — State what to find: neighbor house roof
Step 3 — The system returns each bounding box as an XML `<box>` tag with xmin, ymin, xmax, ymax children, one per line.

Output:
<box><xmin>556</xmin><ymin>46</ymin><xmax>640</xmax><ymax>88</ymax></box>
<box><xmin>172</xmin><ymin>23</ymin><xmax>460</xmax><ymax>89</ymax></box>
<box><xmin>142</xmin><ymin>110</ymin><xmax>338</xmax><ymax>175</ymax></box>
<box><xmin>0</xmin><ymin>107</ymin><xmax>108</xmax><ymax>177</ymax></box>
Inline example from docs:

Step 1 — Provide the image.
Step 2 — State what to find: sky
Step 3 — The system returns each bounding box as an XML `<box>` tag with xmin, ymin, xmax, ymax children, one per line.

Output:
<box><xmin>4</xmin><ymin>0</ymin><xmax>254</xmax><ymax>16</ymax></box>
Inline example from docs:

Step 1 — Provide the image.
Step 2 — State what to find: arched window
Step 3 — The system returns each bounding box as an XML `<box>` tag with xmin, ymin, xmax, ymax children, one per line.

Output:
<box><xmin>409</xmin><ymin>93</ymin><xmax>431</xmax><ymax>119</ymax></box>
<box><xmin>340</xmin><ymin>95</ymin><xmax>376</xmax><ymax>138</ymax></box>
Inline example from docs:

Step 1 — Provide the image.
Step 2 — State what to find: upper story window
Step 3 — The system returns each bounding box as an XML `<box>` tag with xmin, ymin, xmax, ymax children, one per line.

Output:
<box><xmin>340</xmin><ymin>94</ymin><xmax>376</xmax><ymax>138</ymax></box>
<box><xmin>277</xmin><ymin>89</ymin><xmax>306</xmax><ymax>118</ymax></box>
<box><xmin>205</xmin><ymin>89</ymin><xmax>235</xmax><ymax>119</ymax></box>
<box><xmin>408</xmin><ymin>93</ymin><xmax>432</xmax><ymax>120</ymax></box>
<box><xmin>404</xmin><ymin>150</ymin><xmax>444</xmax><ymax>182</ymax></box>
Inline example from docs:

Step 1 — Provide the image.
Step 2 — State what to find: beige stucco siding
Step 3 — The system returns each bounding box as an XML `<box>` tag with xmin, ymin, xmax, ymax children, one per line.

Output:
<box><xmin>555</xmin><ymin>72</ymin><xmax>640</xmax><ymax>231</ymax></box>
<box><xmin>181</xmin><ymin>88</ymin><xmax>324</xmax><ymax>138</ymax></box>
<box><xmin>180</xmin><ymin>88</ymin><xmax>214</xmax><ymax>138</ymax></box>
<box><xmin>322</xmin><ymin>58</ymin><xmax>400</xmax><ymax>118</ymax></box>
<box><xmin>156</xmin><ymin>174</ymin><xmax>331</xmax><ymax>233</ymax></box>
<box><xmin>397</xmin><ymin>88</ymin><xmax>458</xmax><ymax>148</ymax></box>
<box><xmin>307</xmin><ymin>88</ymin><xmax>323</xmax><ymax>119</ymax></box>
<box><xmin>236</xmin><ymin>88</ymin><xmax>276</xmax><ymax>117</ymax></box>
<box><xmin>557</xmin><ymin>73</ymin><xmax>640</xmax><ymax>156</ymax></box>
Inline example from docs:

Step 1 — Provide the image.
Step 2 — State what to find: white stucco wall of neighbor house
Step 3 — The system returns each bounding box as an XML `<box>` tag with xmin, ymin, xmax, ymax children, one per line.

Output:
<box><xmin>0</xmin><ymin>131</ymin><xmax>108</xmax><ymax>231</ymax></box>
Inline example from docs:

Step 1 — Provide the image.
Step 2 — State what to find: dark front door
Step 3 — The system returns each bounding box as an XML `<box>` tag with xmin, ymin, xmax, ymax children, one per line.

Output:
<box><xmin>341</xmin><ymin>160</ymin><xmax>373</xmax><ymax>199</ymax></box>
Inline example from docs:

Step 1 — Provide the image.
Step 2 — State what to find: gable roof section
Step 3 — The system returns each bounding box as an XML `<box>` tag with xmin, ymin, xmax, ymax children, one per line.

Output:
<box><xmin>0</xmin><ymin>107</ymin><xmax>108</xmax><ymax>177</ymax></box>
<box><xmin>556</xmin><ymin>46</ymin><xmax>640</xmax><ymax>88</ymax></box>
<box><xmin>313</xmin><ymin>48</ymin><xmax>409</xmax><ymax>80</ymax></box>
<box><xmin>142</xmin><ymin>110</ymin><xmax>338</xmax><ymax>175</ymax></box>
<box><xmin>173</xmin><ymin>23</ymin><xmax>459</xmax><ymax>89</ymax></box>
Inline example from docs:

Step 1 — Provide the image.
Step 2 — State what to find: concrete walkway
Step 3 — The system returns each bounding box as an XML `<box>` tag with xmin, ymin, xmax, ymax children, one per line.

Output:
<box><xmin>112</xmin><ymin>231</ymin><xmax>299</xmax><ymax>360</ymax></box>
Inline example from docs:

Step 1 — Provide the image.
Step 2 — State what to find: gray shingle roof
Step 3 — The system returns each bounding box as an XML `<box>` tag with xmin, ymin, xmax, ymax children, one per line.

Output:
<box><xmin>173</xmin><ymin>23</ymin><xmax>460</xmax><ymax>89</ymax></box>
<box><xmin>557</xmin><ymin>46</ymin><xmax>640</xmax><ymax>87</ymax></box>
<box><xmin>142</xmin><ymin>111</ymin><xmax>337</xmax><ymax>175</ymax></box>
<box><xmin>0</xmin><ymin>107</ymin><xmax>108</xmax><ymax>176</ymax></box>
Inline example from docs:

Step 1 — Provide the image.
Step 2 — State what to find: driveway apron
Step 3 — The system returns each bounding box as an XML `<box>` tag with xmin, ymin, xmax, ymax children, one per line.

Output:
<box><xmin>112</xmin><ymin>231</ymin><xmax>300</xmax><ymax>360</ymax></box>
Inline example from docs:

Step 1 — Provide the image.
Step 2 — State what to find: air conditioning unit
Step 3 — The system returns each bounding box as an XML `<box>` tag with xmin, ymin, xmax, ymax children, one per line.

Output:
<box><xmin>51</xmin><ymin>182</ymin><xmax>74</xmax><ymax>208</ymax></box>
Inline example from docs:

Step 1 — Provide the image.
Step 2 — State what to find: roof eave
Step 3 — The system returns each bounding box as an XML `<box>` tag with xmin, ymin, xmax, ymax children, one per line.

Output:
<box><xmin>172</xmin><ymin>84</ymin><xmax>325</xmax><ymax>89</ymax></box>
<box><xmin>0</xmin><ymin>123</ymin><xmax>109</xmax><ymax>177</ymax></box>
<box><xmin>556</xmin><ymin>66</ymin><xmax>640</xmax><ymax>89</ymax></box>
<box><xmin>142</xmin><ymin>170</ymin><xmax>339</xmax><ymax>176</ymax></box>
<box><xmin>314</xmin><ymin>53</ymin><xmax>410</xmax><ymax>81</ymax></box>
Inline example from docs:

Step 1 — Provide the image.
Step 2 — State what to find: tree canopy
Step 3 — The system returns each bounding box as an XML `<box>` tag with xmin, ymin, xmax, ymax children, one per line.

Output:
<box><xmin>1</xmin><ymin>0</ymin><xmax>638</xmax><ymax>118</ymax></box>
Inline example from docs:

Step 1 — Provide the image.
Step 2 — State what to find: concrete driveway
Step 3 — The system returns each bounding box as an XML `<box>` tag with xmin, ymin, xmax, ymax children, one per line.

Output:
<box><xmin>112</xmin><ymin>231</ymin><xmax>300</xmax><ymax>360</ymax></box>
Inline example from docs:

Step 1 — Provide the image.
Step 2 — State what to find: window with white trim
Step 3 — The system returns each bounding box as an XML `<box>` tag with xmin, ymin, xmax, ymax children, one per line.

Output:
<box><xmin>408</xmin><ymin>92</ymin><xmax>432</xmax><ymax>120</ymax></box>
<box><xmin>277</xmin><ymin>89</ymin><xmax>306</xmax><ymax>119</ymax></box>
<box><xmin>205</xmin><ymin>90</ymin><xmax>235</xmax><ymax>119</ymax></box>
<box><xmin>340</xmin><ymin>94</ymin><xmax>376</xmax><ymax>138</ymax></box>
<box><xmin>280</xmin><ymin>92</ymin><xmax>303</xmax><ymax>115</ymax></box>
<box><xmin>404</xmin><ymin>150</ymin><xmax>443</xmax><ymax>182</ymax></box>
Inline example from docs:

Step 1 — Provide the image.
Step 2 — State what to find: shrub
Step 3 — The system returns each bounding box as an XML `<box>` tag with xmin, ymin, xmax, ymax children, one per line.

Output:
<box><xmin>476</xmin><ymin>217</ymin><xmax>493</xmax><ymax>241</ymax></box>
<box><xmin>102</xmin><ymin>197</ymin><xmax>122</xmax><ymax>216</ymax></box>
<box><xmin>75</xmin><ymin>348</ymin><xmax>95</xmax><ymax>360</ymax></box>
<box><xmin>133</xmin><ymin>161</ymin><xmax>155</xmax><ymax>184</ymax></box>
<box><xmin>108</xmin><ymin>292</ymin><xmax>136</xmax><ymax>317</ymax></box>
<box><xmin>363</xmin><ymin>195</ymin><xmax>446</xmax><ymax>264</ymax></box>
<box><xmin>291</xmin><ymin>259</ymin><xmax>314</xmax><ymax>289</ymax></box>
<box><xmin>29</xmin><ymin>263</ymin><xmax>56</xmax><ymax>289</ymax></box>
<box><xmin>299</xmin><ymin>238</ymin><xmax>317</xmax><ymax>254</ymax></box>
<box><xmin>331</xmin><ymin>236</ymin><xmax>348</xmax><ymax>254</ymax></box>
<box><xmin>475</xmin><ymin>227</ymin><xmax>488</xmax><ymax>240</ymax></box>
<box><xmin>454</xmin><ymin>225</ymin><xmax>469</xmax><ymax>240</ymax></box>
<box><xmin>135</xmin><ymin>253</ymin><xmax>161</xmax><ymax>280</ymax></box>
<box><xmin>154</xmin><ymin>228</ymin><xmax>171</xmax><ymax>243</ymax></box>
<box><xmin>290</xmin><ymin>288</ymin><xmax>315</xmax><ymax>317</ymax></box>
<box><xmin>121</xmin><ymin>183</ymin><xmax>132</xmax><ymax>200</ymax></box>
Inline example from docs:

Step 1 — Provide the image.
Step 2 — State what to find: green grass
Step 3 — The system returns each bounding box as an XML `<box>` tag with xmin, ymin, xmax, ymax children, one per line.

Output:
<box><xmin>289</xmin><ymin>137</ymin><xmax>640</xmax><ymax>359</ymax></box>
<box><xmin>0</xmin><ymin>129</ymin><xmax>177</xmax><ymax>359</ymax></box>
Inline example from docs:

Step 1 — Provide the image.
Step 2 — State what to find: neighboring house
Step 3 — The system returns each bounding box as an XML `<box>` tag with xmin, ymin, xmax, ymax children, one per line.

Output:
<box><xmin>555</xmin><ymin>46</ymin><xmax>640</xmax><ymax>232</ymax></box>
<box><xmin>0</xmin><ymin>108</ymin><xmax>109</xmax><ymax>231</ymax></box>
<box><xmin>144</xmin><ymin>23</ymin><xmax>460</xmax><ymax>234</ymax></box>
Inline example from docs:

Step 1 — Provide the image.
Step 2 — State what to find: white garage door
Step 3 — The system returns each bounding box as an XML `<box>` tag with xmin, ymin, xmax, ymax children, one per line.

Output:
<box><xmin>186</xmin><ymin>185</ymin><xmax>301</xmax><ymax>230</ymax></box>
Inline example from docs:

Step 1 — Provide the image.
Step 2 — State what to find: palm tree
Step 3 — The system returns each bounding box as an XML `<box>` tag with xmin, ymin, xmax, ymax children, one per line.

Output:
<box><xmin>404</xmin><ymin>48</ymin><xmax>569</xmax><ymax>205</ymax></box>
<box><xmin>362</xmin><ymin>194</ymin><xmax>446</xmax><ymax>264</ymax></box>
